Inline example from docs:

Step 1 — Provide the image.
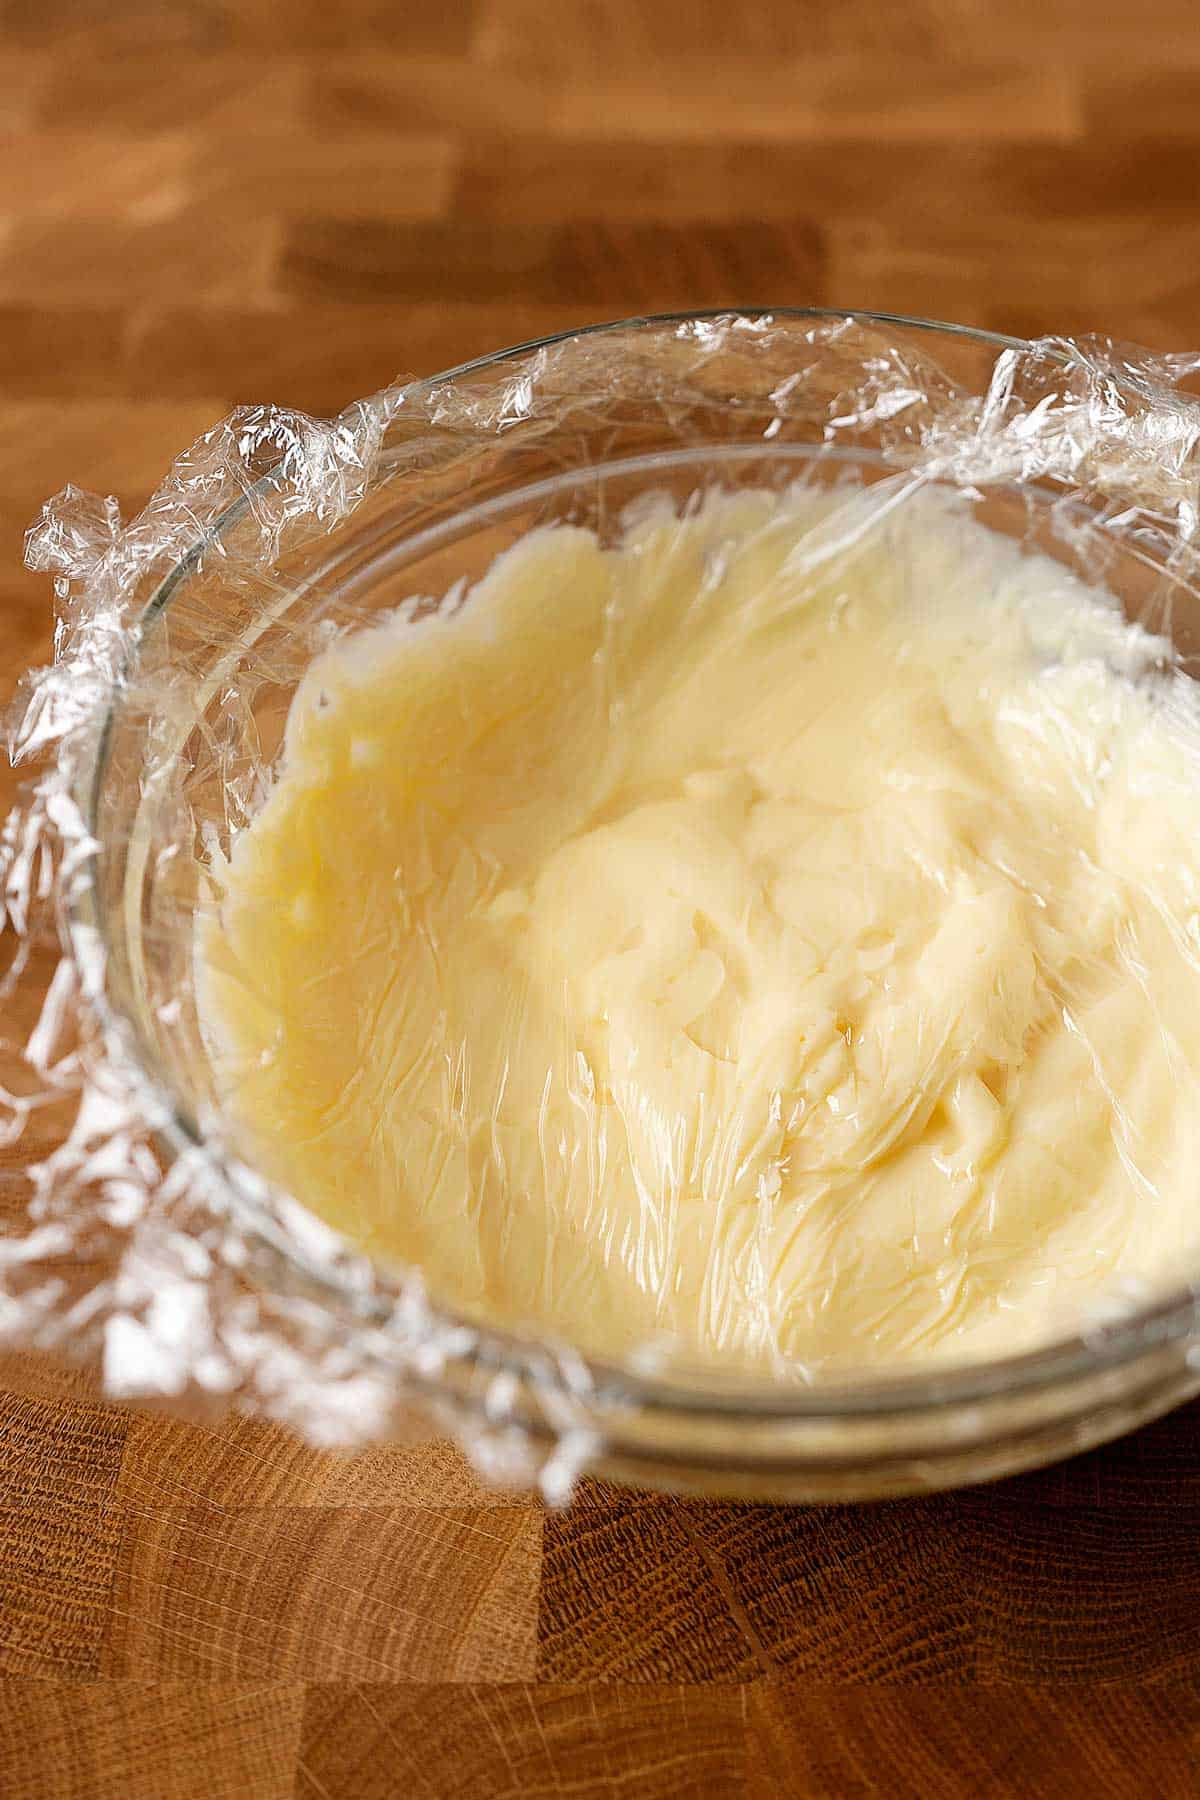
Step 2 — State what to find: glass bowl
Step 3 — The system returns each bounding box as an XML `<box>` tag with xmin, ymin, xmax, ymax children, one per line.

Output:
<box><xmin>73</xmin><ymin>309</ymin><xmax>1200</xmax><ymax>1500</ymax></box>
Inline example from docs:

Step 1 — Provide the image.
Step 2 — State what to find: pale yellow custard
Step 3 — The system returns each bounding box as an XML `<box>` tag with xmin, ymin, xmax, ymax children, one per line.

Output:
<box><xmin>198</xmin><ymin>481</ymin><xmax>1200</xmax><ymax>1374</ymax></box>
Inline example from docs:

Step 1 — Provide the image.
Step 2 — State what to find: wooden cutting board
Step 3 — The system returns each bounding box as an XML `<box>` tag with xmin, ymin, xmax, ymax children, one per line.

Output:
<box><xmin>2</xmin><ymin>1355</ymin><xmax>1200</xmax><ymax>1797</ymax></box>
<box><xmin>3</xmin><ymin>2</ymin><xmax>1200</xmax><ymax>1793</ymax></box>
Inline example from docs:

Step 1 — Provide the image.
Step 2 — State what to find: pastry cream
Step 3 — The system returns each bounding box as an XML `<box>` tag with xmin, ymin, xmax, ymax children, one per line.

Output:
<box><xmin>198</xmin><ymin>480</ymin><xmax>1200</xmax><ymax>1374</ymax></box>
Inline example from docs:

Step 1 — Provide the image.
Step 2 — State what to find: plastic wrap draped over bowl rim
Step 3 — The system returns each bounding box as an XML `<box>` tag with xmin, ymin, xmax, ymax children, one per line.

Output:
<box><xmin>65</xmin><ymin>307</ymin><xmax>1200</xmax><ymax>1485</ymax></box>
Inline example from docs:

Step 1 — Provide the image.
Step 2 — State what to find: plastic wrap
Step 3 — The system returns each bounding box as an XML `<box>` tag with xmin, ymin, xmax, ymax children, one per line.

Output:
<box><xmin>6</xmin><ymin>311</ymin><xmax>1200</xmax><ymax>1499</ymax></box>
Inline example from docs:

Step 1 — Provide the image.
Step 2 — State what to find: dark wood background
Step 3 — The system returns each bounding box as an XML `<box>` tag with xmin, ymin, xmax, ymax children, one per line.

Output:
<box><xmin>3</xmin><ymin>2</ymin><xmax>1200</xmax><ymax>1794</ymax></box>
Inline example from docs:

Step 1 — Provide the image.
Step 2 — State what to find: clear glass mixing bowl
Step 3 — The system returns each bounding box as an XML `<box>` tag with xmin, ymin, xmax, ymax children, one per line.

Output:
<box><xmin>74</xmin><ymin>309</ymin><xmax>1200</xmax><ymax>1499</ymax></box>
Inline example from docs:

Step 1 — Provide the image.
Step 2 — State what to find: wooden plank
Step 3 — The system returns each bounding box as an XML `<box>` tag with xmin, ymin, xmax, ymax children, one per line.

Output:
<box><xmin>103</xmin><ymin>1503</ymin><xmax>541</xmax><ymax>1680</ymax></box>
<box><xmin>298</xmin><ymin>1683</ymin><xmax>750</xmax><ymax>1799</ymax></box>
<box><xmin>117</xmin><ymin>1411</ymin><xmax>512</xmax><ymax>1509</ymax></box>
<box><xmin>277</xmin><ymin>217</ymin><xmax>826</xmax><ymax>309</ymax></box>
<box><xmin>310</xmin><ymin>48</ymin><xmax>1081</xmax><ymax>145</ymax></box>
<box><xmin>454</xmin><ymin>138</ymin><xmax>1200</xmax><ymax>226</ymax></box>
<box><xmin>126</xmin><ymin>301</ymin><xmax>591</xmax><ymax>412</ymax></box>
<box><xmin>538</xmin><ymin>1497</ymin><xmax>775</xmax><ymax>1682</ymax></box>
<box><xmin>539</xmin><ymin>1497</ymin><xmax>975</xmax><ymax>1681</ymax></box>
<box><xmin>0</xmin><ymin>1395</ymin><xmax>127</xmax><ymax>1678</ymax></box>
<box><xmin>0</xmin><ymin>1682</ymin><xmax>305</xmax><ymax>1800</ymax></box>
<box><xmin>748</xmin><ymin>1686</ymin><xmax>1200</xmax><ymax>1800</ymax></box>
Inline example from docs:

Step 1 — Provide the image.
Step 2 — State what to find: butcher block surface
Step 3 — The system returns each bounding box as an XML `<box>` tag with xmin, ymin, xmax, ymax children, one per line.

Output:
<box><xmin>3</xmin><ymin>2</ymin><xmax>1200</xmax><ymax>1794</ymax></box>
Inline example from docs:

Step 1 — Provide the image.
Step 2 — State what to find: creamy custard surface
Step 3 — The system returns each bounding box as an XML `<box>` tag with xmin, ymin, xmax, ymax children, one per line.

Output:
<box><xmin>198</xmin><ymin>483</ymin><xmax>1200</xmax><ymax>1373</ymax></box>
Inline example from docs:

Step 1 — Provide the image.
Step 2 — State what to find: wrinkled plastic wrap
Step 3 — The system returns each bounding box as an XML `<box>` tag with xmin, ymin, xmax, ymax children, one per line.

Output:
<box><xmin>5</xmin><ymin>311</ymin><xmax>1200</xmax><ymax>1499</ymax></box>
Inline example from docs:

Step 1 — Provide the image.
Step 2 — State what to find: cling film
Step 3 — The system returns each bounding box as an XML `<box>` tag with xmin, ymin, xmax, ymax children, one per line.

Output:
<box><xmin>5</xmin><ymin>314</ymin><xmax>1200</xmax><ymax>1495</ymax></box>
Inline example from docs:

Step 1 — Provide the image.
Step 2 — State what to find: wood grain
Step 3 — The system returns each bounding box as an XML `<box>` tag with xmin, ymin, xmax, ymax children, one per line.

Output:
<box><xmin>0</xmin><ymin>1396</ymin><xmax>126</xmax><ymax>1680</ymax></box>
<box><xmin>542</xmin><ymin>1474</ymin><xmax>1200</xmax><ymax>1685</ymax></box>
<box><xmin>4</xmin><ymin>0</ymin><xmax>1200</xmax><ymax>1792</ymax></box>
<box><xmin>0</xmin><ymin>1682</ymin><xmax>305</xmax><ymax>1800</ymax></box>
<box><xmin>106</xmin><ymin>1503</ymin><xmax>540</xmax><ymax>1681</ymax></box>
<box><xmin>749</xmin><ymin>1687</ymin><xmax>1200</xmax><ymax>1800</ymax></box>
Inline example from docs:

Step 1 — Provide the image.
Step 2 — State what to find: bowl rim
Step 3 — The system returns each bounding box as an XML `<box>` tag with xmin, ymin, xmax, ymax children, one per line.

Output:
<box><xmin>71</xmin><ymin>305</ymin><xmax>1200</xmax><ymax>1427</ymax></box>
